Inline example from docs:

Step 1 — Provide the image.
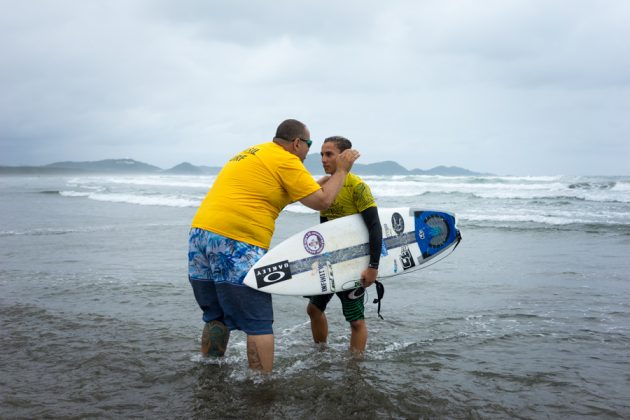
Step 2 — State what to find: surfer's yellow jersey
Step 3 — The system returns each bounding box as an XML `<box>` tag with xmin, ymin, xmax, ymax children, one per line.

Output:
<box><xmin>192</xmin><ymin>142</ymin><xmax>320</xmax><ymax>249</ymax></box>
<box><xmin>320</xmin><ymin>172</ymin><xmax>377</xmax><ymax>220</ymax></box>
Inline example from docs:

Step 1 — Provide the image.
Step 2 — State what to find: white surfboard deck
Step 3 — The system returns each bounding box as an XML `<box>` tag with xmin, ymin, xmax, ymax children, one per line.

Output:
<box><xmin>243</xmin><ymin>207</ymin><xmax>461</xmax><ymax>296</ymax></box>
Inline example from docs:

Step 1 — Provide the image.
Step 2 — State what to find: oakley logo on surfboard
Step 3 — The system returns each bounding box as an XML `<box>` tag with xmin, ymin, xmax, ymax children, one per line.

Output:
<box><xmin>254</xmin><ymin>261</ymin><xmax>292</xmax><ymax>288</ymax></box>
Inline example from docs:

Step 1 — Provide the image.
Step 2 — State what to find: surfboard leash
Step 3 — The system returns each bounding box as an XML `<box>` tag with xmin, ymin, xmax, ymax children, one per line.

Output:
<box><xmin>372</xmin><ymin>280</ymin><xmax>385</xmax><ymax>320</ymax></box>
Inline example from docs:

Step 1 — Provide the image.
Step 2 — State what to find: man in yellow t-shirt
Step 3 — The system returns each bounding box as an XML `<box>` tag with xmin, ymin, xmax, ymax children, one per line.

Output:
<box><xmin>188</xmin><ymin>119</ymin><xmax>360</xmax><ymax>373</ymax></box>
<box><xmin>306</xmin><ymin>136</ymin><xmax>382</xmax><ymax>356</ymax></box>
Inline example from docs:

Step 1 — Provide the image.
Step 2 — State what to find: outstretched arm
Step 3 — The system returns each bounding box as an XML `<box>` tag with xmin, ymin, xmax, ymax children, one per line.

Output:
<box><xmin>300</xmin><ymin>149</ymin><xmax>359</xmax><ymax>210</ymax></box>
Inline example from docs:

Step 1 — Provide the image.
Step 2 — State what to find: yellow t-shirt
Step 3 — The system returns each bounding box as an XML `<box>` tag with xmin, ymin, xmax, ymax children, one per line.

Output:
<box><xmin>192</xmin><ymin>142</ymin><xmax>321</xmax><ymax>249</ymax></box>
<box><xmin>320</xmin><ymin>172</ymin><xmax>377</xmax><ymax>220</ymax></box>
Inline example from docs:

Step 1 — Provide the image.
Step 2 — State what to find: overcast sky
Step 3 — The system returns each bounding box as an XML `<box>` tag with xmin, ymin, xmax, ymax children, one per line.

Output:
<box><xmin>1</xmin><ymin>1</ymin><xmax>629</xmax><ymax>175</ymax></box>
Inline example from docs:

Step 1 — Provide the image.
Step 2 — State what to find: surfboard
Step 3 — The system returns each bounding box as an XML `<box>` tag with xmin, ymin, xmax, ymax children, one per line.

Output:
<box><xmin>243</xmin><ymin>208</ymin><xmax>462</xmax><ymax>296</ymax></box>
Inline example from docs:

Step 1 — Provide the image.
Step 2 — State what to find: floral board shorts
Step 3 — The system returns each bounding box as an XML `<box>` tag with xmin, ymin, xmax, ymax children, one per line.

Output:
<box><xmin>188</xmin><ymin>228</ymin><xmax>272</xmax><ymax>335</ymax></box>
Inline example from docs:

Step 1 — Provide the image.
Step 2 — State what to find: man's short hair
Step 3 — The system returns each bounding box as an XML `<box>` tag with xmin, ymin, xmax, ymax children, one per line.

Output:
<box><xmin>275</xmin><ymin>119</ymin><xmax>307</xmax><ymax>141</ymax></box>
<box><xmin>324</xmin><ymin>136</ymin><xmax>352</xmax><ymax>152</ymax></box>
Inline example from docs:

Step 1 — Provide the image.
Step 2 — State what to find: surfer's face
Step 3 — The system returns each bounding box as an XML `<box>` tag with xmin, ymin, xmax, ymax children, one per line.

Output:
<box><xmin>320</xmin><ymin>142</ymin><xmax>341</xmax><ymax>175</ymax></box>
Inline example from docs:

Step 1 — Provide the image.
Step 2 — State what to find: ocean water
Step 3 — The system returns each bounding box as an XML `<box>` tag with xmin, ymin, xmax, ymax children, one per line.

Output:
<box><xmin>1</xmin><ymin>174</ymin><xmax>629</xmax><ymax>418</ymax></box>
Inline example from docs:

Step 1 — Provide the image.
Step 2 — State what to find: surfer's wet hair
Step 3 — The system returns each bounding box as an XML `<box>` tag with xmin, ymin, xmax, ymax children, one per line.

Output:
<box><xmin>324</xmin><ymin>136</ymin><xmax>352</xmax><ymax>152</ymax></box>
<box><xmin>274</xmin><ymin>119</ymin><xmax>308</xmax><ymax>142</ymax></box>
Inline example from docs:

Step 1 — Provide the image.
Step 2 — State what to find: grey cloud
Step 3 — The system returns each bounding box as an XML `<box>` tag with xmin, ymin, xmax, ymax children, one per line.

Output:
<box><xmin>1</xmin><ymin>0</ymin><xmax>629</xmax><ymax>175</ymax></box>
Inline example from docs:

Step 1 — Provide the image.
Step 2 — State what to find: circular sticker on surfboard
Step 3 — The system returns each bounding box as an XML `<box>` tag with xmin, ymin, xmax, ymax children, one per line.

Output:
<box><xmin>391</xmin><ymin>212</ymin><xmax>405</xmax><ymax>234</ymax></box>
<box><xmin>303</xmin><ymin>231</ymin><xmax>325</xmax><ymax>254</ymax></box>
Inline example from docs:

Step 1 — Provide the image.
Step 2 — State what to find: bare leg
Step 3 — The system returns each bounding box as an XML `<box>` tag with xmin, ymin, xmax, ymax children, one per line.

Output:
<box><xmin>201</xmin><ymin>320</ymin><xmax>230</xmax><ymax>357</ymax></box>
<box><xmin>247</xmin><ymin>334</ymin><xmax>274</xmax><ymax>373</ymax></box>
<box><xmin>349</xmin><ymin>319</ymin><xmax>367</xmax><ymax>356</ymax></box>
<box><xmin>307</xmin><ymin>303</ymin><xmax>328</xmax><ymax>344</ymax></box>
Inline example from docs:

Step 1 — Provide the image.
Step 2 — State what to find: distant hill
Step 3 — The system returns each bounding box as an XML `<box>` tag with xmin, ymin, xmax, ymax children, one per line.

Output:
<box><xmin>1</xmin><ymin>156</ymin><xmax>490</xmax><ymax>176</ymax></box>
<box><xmin>303</xmin><ymin>153</ymin><xmax>489</xmax><ymax>176</ymax></box>
<box><xmin>410</xmin><ymin>165</ymin><xmax>492</xmax><ymax>176</ymax></box>
<box><xmin>46</xmin><ymin>158</ymin><xmax>162</xmax><ymax>173</ymax></box>
<box><xmin>163</xmin><ymin>162</ymin><xmax>203</xmax><ymax>175</ymax></box>
<box><xmin>163</xmin><ymin>162</ymin><xmax>223</xmax><ymax>175</ymax></box>
<box><xmin>304</xmin><ymin>157</ymin><xmax>410</xmax><ymax>175</ymax></box>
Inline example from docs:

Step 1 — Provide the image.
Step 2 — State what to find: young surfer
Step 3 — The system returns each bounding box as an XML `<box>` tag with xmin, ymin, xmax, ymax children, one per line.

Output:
<box><xmin>305</xmin><ymin>136</ymin><xmax>382</xmax><ymax>356</ymax></box>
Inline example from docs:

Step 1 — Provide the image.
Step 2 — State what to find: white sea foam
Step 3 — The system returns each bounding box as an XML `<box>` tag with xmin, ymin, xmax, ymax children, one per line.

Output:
<box><xmin>61</xmin><ymin>190</ymin><xmax>200</xmax><ymax>207</ymax></box>
<box><xmin>59</xmin><ymin>190</ymin><xmax>92</xmax><ymax>198</ymax></box>
<box><xmin>612</xmin><ymin>181</ymin><xmax>630</xmax><ymax>192</ymax></box>
<box><xmin>367</xmin><ymin>178</ymin><xmax>630</xmax><ymax>203</ymax></box>
<box><xmin>462</xmin><ymin>210</ymin><xmax>630</xmax><ymax>226</ymax></box>
<box><xmin>90</xmin><ymin>193</ymin><xmax>200</xmax><ymax>207</ymax></box>
<box><xmin>0</xmin><ymin>225</ymin><xmax>118</xmax><ymax>237</ymax></box>
<box><xmin>67</xmin><ymin>175</ymin><xmax>216</xmax><ymax>189</ymax></box>
<box><xmin>52</xmin><ymin>174</ymin><xmax>630</xmax><ymax>228</ymax></box>
<box><xmin>462</xmin><ymin>213</ymin><xmax>589</xmax><ymax>225</ymax></box>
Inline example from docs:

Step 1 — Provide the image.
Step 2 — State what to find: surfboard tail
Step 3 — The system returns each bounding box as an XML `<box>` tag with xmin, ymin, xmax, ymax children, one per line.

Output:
<box><xmin>412</xmin><ymin>210</ymin><xmax>460</xmax><ymax>259</ymax></box>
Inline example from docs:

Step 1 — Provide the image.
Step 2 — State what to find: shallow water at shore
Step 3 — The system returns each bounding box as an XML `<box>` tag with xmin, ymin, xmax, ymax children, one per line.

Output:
<box><xmin>1</xmin><ymin>175</ymin><xmax>630</xmax><ymax>418</ymax></box>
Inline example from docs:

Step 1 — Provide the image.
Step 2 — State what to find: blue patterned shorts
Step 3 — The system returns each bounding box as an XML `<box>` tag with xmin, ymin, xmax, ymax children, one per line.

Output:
<box><xmin>188</xmin><ymin>228</ymin><xmax>272</xmax><ymax>334</ymax></box>
<box><xmin>188</xmin><ymin>228</ymin><xmax>266</xmax><ymax>284</ymax></box>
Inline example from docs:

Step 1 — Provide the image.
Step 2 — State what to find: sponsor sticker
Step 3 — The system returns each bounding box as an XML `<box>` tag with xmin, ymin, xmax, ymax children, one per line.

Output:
<box><xmin>380</xmin><ymin>241</ymin><xmax>389</xmax><ymax>256</ymax></box>
<box><xmin>391</xmin><ymin>213</ymin><xmax>405</xmax><ymax>234</ymax></box>
<box><xmin>400</xmin><ymin>245</ymin><xmax>416</xmax><ymax>270</ymax></box>
<box><xmin>317</xmin><ymin>262</ymin><xmax>328</xmax><ymax>293</ymax></box>
<box><xmin>254</xmin><ymin>260</ymin><xmax>292</xmax><ymax>288</ymax></box>
<box><xmin>383</xmin><ymin>223</ymin><xmax>393</xmax><ymax>238</ymax></box>
<box><xmin>303</xmin><ymin>231</ymin><xmax>325</xmax><ymax>255</ymax></box>
<box><xmin>342</xmin><ymin>280</ymin><xmax>362</xmax><ymax>290</ymax></box>
<box><xmin>327</xmin><ymin>261</ymin><xmax>335</xmax><ymax>292</ymax></box>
